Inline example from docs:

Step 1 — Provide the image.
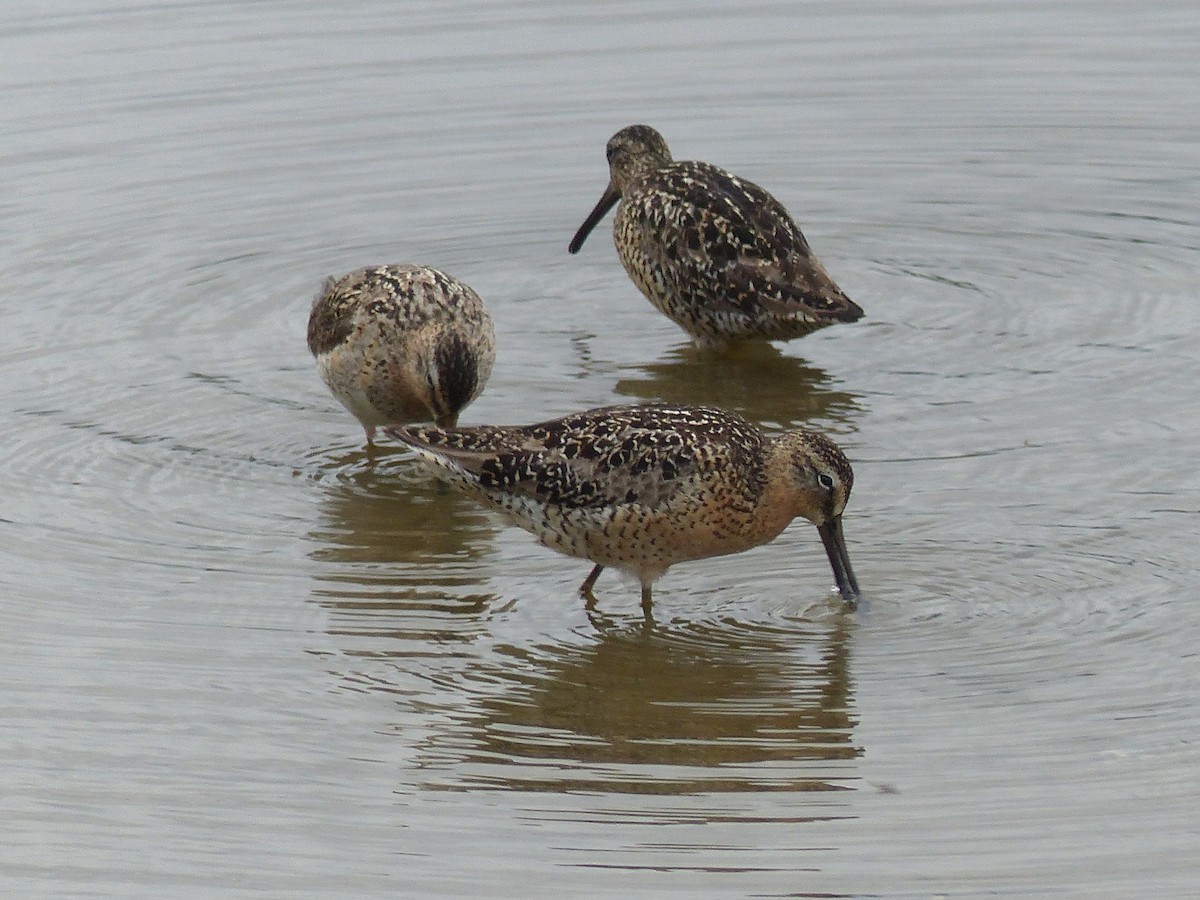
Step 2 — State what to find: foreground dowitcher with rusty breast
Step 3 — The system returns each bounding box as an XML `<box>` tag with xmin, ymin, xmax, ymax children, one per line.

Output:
<box><xmin>568</xmin><ymin>124</ymin><xmax>863</xmax><ymax>350</ymax></box>
<box><xmin>387</xmin><ymin>403</ymin><xmax>859</xmax><ymax>616</ymax></box>
<box><xmin>307</xmin><ymin>264</ymin><xmax>495</xmax><ymax>444</ymax></box>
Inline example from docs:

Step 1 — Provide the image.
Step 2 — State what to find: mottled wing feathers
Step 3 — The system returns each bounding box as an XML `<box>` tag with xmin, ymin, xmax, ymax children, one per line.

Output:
<box><xmin>627</xmin><ymin>161</ymin><xmax>861</xmax><ymax>321</ymax></box>
<box><xmin>674</xmin><ymin>162</ymin><xmax>812</xmax><ymax>262</ymax></box>
<box><xmin>390</xmin><ymin>404</ymin><xmax>765</xmax><ymax>511</ymax></box>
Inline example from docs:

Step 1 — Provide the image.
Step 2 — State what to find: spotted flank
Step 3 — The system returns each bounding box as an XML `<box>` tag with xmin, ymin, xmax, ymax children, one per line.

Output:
<box><xmin>569</xmin><ymin>124</ymin><xmax>863</xmax><ymax>349</ymax></box>
<box><xmin>386</xmin><ymin>403</ymin><xmax>859</xmax><ymax>615</ymax></box>
<box><xmin>307</xmin><ymin>264</ymin><xmax>496</xmax><ymax>444</ymax></box>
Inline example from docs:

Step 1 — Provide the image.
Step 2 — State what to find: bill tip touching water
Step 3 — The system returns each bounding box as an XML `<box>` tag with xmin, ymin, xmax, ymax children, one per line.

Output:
<box><xmin>307</xmin><ymin>264</ymin><xmax>496</xmax><ymax>445</ymax></box>
<box><xmin>568</xmin><ymin>123</ymin><xmax>863</xmax><ymax>350</ymax></box>
<box><xmin>305</xmin><ymin>126</ymin><xmax>864</xmax><ymax>616</ymax></box>
<box><xmin>386</xmin><ymin>403</ymin><xmax>859</xmax><ymax>616</ymax></box>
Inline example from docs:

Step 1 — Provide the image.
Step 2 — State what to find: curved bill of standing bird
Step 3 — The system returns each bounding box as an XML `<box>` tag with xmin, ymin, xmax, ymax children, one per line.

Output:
<box><xmin>568</xmin><ymin>182</ymin><xmax>620</xmax><ymax>254</ymax></box>
<box><xmin>818</xmin><ymin>515</ymin><xmax>860</xmax><ymax>604</ymax></box>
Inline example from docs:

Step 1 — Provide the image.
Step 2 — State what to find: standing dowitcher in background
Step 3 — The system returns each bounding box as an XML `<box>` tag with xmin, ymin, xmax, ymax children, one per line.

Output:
<box><xmin>386</xmin><ymin>403</ymin><xmax>859</xmax><ymax>616</ymax></box>
<box><xmin>568</xmin><ymin>124</ymin><xmax>863</xmax><ymax>350</ymax></box>
<box><xmin>307</xmin><ymin>264</ymin><xmax>495</xmax><ymax>444</ymax></box>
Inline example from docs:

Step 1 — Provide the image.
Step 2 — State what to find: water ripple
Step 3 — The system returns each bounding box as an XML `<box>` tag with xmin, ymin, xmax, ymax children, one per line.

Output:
<box><xmin>4</xmin><ymin>0</ymin><xmax>1200</xmax><ymax>895</ymax></box>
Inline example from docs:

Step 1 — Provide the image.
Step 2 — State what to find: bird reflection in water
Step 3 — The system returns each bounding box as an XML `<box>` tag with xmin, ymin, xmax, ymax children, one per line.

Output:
<box><xmin>418</xmin><ymin>611</ymin><xmax>859</xmax><ymax>797</ymax></box>
<box><xmin>308</xmin><ymin>468</ymin><xmax>500</xmax><ymax>639</ymax></box>
<box><xmin>612</xmin><ymin>340</ymin><xmax>861</xmax><ymax>430</ymax></box>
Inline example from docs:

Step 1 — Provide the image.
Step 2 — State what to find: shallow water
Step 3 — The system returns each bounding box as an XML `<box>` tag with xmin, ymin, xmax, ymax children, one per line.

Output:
<box><xmin>3</xmin><ymin>0</ymin><xmax>1199</xmax><ymax>896</ymax></box>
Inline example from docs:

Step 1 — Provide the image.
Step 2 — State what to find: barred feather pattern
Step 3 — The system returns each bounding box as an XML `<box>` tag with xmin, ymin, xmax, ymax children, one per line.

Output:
<box><xmin>572</xmin><ymin>124</ymin><xmax>864</xmax><ymax>349</ymax></box>
<box><xmin>307</xmin><ymin>264</ymin><xmax>495</xmax><ymax>439</ymax></box>
<box><xmin>388</xmin><ymin>403</ymin><xmax>854</xmax><ymax>589</ymax></box>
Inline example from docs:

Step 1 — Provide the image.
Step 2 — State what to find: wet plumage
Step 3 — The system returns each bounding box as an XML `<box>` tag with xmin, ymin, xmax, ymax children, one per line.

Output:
<box><xmin>307</xmin><ymin>264</ymin><xmax>495</xmax><ymax>444</ymax></box>
<box><xmin>569</xmin><ymin>124</ymin><xmax>863</xmax><ymax>350</ymax></box>
<box><xmin>386</xmin><ymin>403</ymin><xmax>859</xmax><ymax>615</ymax></box>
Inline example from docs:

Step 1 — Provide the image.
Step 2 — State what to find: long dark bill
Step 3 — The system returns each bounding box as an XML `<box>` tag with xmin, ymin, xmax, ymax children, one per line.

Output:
<box><xmin>568</xmin><ymin>182</ymin><xmax>620</xmax><ymax>254</ymax></box>
<box><xmin>817</xmin><ymin>515</ymin><xmax>860</xmax><ymax>605</ymax></box>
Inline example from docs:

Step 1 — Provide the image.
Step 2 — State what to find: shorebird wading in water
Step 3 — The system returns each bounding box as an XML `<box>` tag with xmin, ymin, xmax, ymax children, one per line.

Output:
<box><xmin>568</xmin><ymin>124</ymin><xmax>863</xmax><ymax>350</ymax></box>
<box><xmin>307</xmin><ymin>264</ymin><xmax>495</xmax><ymax>444</ymax></box>
<box><xmin>387</xmin><ymin>403</ymin><xmax>859</xmax><ymax>616</ymax></box>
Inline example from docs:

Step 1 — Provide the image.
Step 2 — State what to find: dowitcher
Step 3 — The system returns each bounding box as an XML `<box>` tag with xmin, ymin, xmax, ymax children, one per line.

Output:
<box><xmin>386</xmin><ymin>403</ymin><xmax>859</xmax><ymax>615</ymax></box>
<box><xmin>568</xmin><ymin>124</ymin><xmax>863</xmax><ymax>350</ymax></box>
<box><xmin>307</xmin><ymin>264</ymin><xmax>495</xmax><ymax>444</ymax></box>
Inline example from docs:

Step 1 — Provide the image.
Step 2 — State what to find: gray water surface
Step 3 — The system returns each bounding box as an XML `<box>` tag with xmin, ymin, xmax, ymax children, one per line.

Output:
<box><xmin>3</xmin><ymin>1</ymin><xmax>1199</xmax><ymax>897</ymax></box>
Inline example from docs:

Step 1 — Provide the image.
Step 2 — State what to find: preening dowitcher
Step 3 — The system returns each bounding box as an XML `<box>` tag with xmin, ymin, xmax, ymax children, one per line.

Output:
<box><xmin>387</xmin><ymin>403</ymin><xmax>859</xmax><ymax>615</ymax></box>
<box><xmin>568</xmin><ymin>124</ymin><xmax>863</xmax><ymax>349</ymax></box>
<box><xmin>307</xmin><ymin>264</ymin><xmax>495</xmax><ymax>444</ymax></box>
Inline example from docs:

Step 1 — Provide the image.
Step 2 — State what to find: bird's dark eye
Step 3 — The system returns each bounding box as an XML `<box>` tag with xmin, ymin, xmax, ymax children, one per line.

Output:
<box><xmin>817</xmin><ymin>473</ymin><xmax>835</xmax><ymax>490</ymax></box>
